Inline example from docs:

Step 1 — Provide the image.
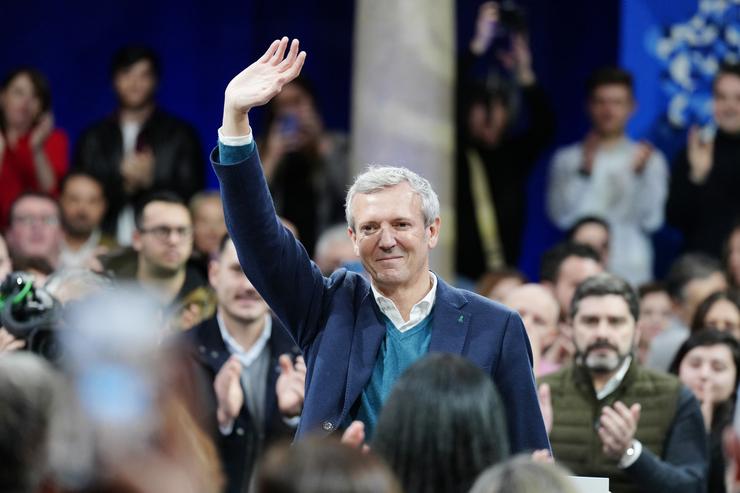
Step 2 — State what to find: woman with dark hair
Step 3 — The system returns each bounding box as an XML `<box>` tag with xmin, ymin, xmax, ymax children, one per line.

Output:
<box><xmin>670</xmin><ymin>330</ymin><xmax>740</xmax><ymax>493</ymax></box>
<box><xmin>723</xmin><ymin>223</ymin><xmax>740</xmax><ymax>288</ymax></box>
<box><xmin>256</xmin><ymin>438</ymin><xmax>402</xmax><ymax>493</ymax></box>
<box><xmin>0</xmin><ymin>68</ymin><xmax>68</xmax><ymax>230</ymax></box>
<box><xmin>690</xmin><ymin>290</ymin><xmax>740</xmax><ymax>339</ymax></box>
<box><xmin>370</xmin><ymin>353</ymin><xmax>510</xmax><ymax>493</ymax></box>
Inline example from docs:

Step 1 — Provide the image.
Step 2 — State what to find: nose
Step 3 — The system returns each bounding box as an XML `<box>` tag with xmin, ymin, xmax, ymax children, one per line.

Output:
<box><xmin>699</xmin><ymin>363</ymin><xmax>712</xmax><ymax>380</ymax></box>
<box><xmin>378</xmin><ymin>225</ymin><xmax>396</xmax><ymax>250</ymax></box>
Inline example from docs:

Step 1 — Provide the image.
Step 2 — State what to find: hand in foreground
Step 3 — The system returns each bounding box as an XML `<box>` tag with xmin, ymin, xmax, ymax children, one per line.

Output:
<box><xmin>341</xmin><ymin>420</ymin><xmax>370</xmax><ymax>453</ymax></box>
<box><xmin>223</xmin><ymin>37</ymin><xmax>306</xmax><ymax>136</ymax></box>
<box><xmin>276</xmin><ymin>354</ymin><xmax>306</xmax><ymax>417</ymax></box>
<box><xmin>0</xmin><ymin>328</ymin><xmax>25</xmax><ymax>352</ymax></box>
<box><xmin>214</xmin><ymin>356</ymin><xmax>243</xmax><ymax>428</ymax></box>
<box><xmin>598</xmin><ymin>401</ymin><xmax>641</xmax><ymax>460</ymax></box>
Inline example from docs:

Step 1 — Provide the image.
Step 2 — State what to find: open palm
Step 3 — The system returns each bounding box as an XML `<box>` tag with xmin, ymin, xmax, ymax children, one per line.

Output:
<box><xmin>225</xmin><ymin>37</ymin><xmax>306</xmax><ymax>114</ymax></box>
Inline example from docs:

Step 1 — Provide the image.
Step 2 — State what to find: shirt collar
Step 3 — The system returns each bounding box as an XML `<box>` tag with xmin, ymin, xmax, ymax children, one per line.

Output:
<box><xmin>216</xmin><ymin>312</ymin><xmax>272</xmax><ymax>368</ymax></box>
<box><xmin>596</xmin><ymin>356</ymin><xmax>633</xmax><ymax>401</ymax></box>
<box><xmin>371</xmin><ymin>272</ymin><xmax>437</xmax><ymax>333</ymax></box>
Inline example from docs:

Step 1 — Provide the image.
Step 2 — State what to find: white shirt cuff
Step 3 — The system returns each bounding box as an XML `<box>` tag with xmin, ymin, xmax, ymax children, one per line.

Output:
<box><xmin>618</xmin><ymin>439</ymin><xmax>642</xmax><ymax>469</ymax></box>
<box><xmin>217</xmin><ymin>126</ymin><xmax>253</xmax><ymax>146</ymax></box>
<box><xmin>282</xmin><ymin>415</ymin><xmax>301</xmax><ymax>428</ymax></box>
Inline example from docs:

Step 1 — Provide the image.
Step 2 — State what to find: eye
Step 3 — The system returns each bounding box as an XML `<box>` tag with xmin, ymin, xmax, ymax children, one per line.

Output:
<box><xmin>360</xmin><ymin>224</ymin><xmax>377</xmax><ymax>234</ymax></box>
<box><xmin>395</xmin><ymin>221</ymin><xmax>411</xmax><ymax>229</ymax></box>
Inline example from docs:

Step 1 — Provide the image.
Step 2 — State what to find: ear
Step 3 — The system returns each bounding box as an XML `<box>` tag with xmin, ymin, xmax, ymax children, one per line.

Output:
<box><xmin>348</xmin><ymin>227</ymin><xmax>359</xmax><ymax>256</ymax></box>
<box><xmin>131</xmin><ymin>230</ymin><xmax>143</xmax><ymax>252</ymax></box>
<box><xmin>427</xmin><ymin>217</ymin><xmax>441</xmax><ymax>249</ymax></box>
<box><xmin>208</xmin><ymin>258</ymin><xmax>220</xmax><ymax>290</ymax></box>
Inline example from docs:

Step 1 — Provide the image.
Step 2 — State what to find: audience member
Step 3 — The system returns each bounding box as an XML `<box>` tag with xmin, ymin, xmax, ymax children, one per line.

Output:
<box><xmin>469</xmin><ymin>455</ymin><xmax>579</xmax><ymax>493</ymax></box>
<box><xmin>313</xmin><ymin>223</ymin><xmax>358</xmax><ymax>276</ymax></box>
<box><xmin>539</xmin><ymin>242</ymin><xmax>603</xmax><ymax>368</ymax></box>
<box><xmin>0</xmin><ymin>68</ymin><xmax>68</xmax><ymax>231</ymax></box>
<box><xmin>258</xmin><ymin>76</ymin><xmax>348</xmax><ymax>256</ymax></box>
<box><xmin>4</xmin><ymin>192</ymin><xmax>62</xmax><ymax>270</ymax></box>
<box><xmin>667</xmin><ymin>63</ymin><xmax>740</xmax><ymax>258</ymax></box>
<box><xmin>548</xmin><ymin>67</ymin><xmax>668</xmax><ymax>285</ymax></box>
<box><xmin>671</xmin><ymin>330</ymin><xmax>740</xmax><ymax>493</ymax></box>
<box><xmin>58</xmin><ymin>171</ymin><xmax>116</xmax><ymax>270</ymax></box>
<box><xmin>456</xmin><ymin>2</ymin><xmax>555</xmax><ymax>279</ymax></box>
<box><xmin>256</xmin><ymin>438</ymin><xmax>402</xmax><ymax>493</ymax></box>
<box><xmin>670</xmin><ymin>330</ymin><xmax>740</xmax><ymax>493</ymax></box>
<box><xmin>213</xmin><ymin>38</ymin><xmax>548</xmax><ymax>452</ymax></box>
<box><xmin>189</xmin><ymin>191</ymin><xmax>227</xmax><ymax>263</ymax></box>
<box><xmin>636</xmin><ymin>282</ymin><xmax>672</xmax><ymax>363</ymax></box>
<box><xmin>567</xmin><ymin>215</ymin><xmax>610</xmax><ymax>267</ymax></box>
<box><xmin>182</xmin><ymin>235</ymin><xmax>304</xmax><ymax>493</ymax></box>
<box><xmin>646</xmin><ymin>253</ymin><xmax>727</xmax><ymax>371</ymax></box>
<box><xmin>724</xmin><ymin>222</ymin><xmax>740</xmax><ymax>288</ymax></box>
<box><xmin>44</xmin><ymin>267</ymin><xmax>111</xmax><ymax>304</ymax></box>
<box><xmin>691</xmin><ymin>290</ymin><xmax>740</xmax><ymax>339</ymax></box>
<box><xmin>0</xmin><ymin>352</ymin><xmax>61</xmax><ymax>493</ymax></box>
<box><xmin>476</xmin><ymin>267</ymin><xmax>527</xmax><ymax>302</ymax></box>
<box><xmin>369</xmin><ymin>353</ymin><xmax>510</xmax><ymax>493</ymax></box>
<box><xmin>74</xmin><ymin>45</ymin><xmax>205</xmax><ymax>245</ymax></box>
<box><xmin>502</xmin><ymin>283</ymin><xmax>560</xmax><ymax>376</ymax></box>
<box><xmin>539</xmin><ymin>272</ymin><xmax>708</xmax><ymax>493</ymax></box>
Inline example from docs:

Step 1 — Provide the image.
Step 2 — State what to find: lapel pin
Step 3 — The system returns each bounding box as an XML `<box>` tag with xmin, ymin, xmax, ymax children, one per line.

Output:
<box><xmin>458</xmin><ymin>315</ymin><xmax>464</xmax><ymax>323</ymax></box>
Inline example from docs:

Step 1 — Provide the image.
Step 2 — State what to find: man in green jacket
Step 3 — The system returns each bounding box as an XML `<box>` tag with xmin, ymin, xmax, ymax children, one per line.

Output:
<box><xmin>539</xmin><ymin>272</ymin><xmax>707</xmax><ymax>493</ymax></box>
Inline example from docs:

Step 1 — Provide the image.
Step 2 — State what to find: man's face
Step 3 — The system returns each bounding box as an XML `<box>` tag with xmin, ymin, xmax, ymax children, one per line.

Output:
<box><xmin>503</xmin><ymin>284</ymin><xmax>560</xmax><ymax>350</ymax></box>
<box><xmin>554</xmin><ymin>256</ymin><xmax>603</xmax><ymax>318</ymax></box>
<box><xmin>192</xmin><ymin>196</ymin><xmax>226</xmax><ymax>257</ymax></box>
<box><xmin>704</xmin><ymin>299</ymin><xmax>740</xmax><ymax>339</ymax></box>
<box><xmin>209</xmin><ymin>240</ymin><xmax>269</xmax><ymax>325</ymax></box>
<box><xmin>572</xmin><ymin>223</ymin><xmax>609</xmax><ymax>267</ymax></box>
<box><xmin>132</xmin><ymin>202</ymin><xmax>192</xmax><ymax>276</ymax></box>
<box><xmin>6</xmin><ymin>197</ymin><xmax>62</xmax><ymax>263</ymax></box>
<box><xmin>639</xmin><ymin>290</ymin><xmax>672</xmax><ymax>333</ymax></box>
<box><xmin>114</xmin><ymin>59</ymin><xmax>157</xmax><ymax>110</ymax></box>
<box><xmin>60</xmin><ymin>175</ymin><xmax>106</xmax><ymax>237</ymax></box>
<box><xmin>573</xmin><ymin>294</ymin><xmax>637</xmax><ymax>374</ymax></box>
<box><xmin>349</xmin><ymin>182</ymin><xmax>439</xmax><ymax>292</ymax></box>
<box><xmin>588</xmin><ymin>84</ymin><xmax>634</xmax><ymax>138</ymax></box>
<box><xmin>714</xmin><ymin>74</ymin><xmax>740</xmax><ymax>134</ymax></box>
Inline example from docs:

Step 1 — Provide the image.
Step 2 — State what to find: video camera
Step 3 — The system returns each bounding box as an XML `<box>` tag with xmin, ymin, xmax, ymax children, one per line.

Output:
<box><xmin>0</xmin><ymin>271</ymin><xmax>62</xmax><ymax>361</ymax></box>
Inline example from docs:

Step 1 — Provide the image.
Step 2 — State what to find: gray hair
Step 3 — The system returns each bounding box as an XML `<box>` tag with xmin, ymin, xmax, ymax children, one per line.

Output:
<box><xmin>469</xmin><ymin>455</ymin><xmax>579</xmax><ymax>493</ymax></box>
<box><xmin>345</xmin><ymin>166</ymin><xmax>440</xmax><ymax>231</ymax></box>
<box><xmin>315</xmin><ymin>223</ymin><xmax>352</xmax><ymax>258</ymax></box>
<box><xmin>45</xmin><ymin>269</ymin><xmax>112</xmax><ymax>304</ymax></box>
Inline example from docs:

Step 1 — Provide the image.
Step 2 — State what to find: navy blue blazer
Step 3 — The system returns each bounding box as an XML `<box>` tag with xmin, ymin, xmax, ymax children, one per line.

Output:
<box><xmin>212</xmin><ymin>144</ymin><xmax>550</xmax><ymax>453</ymax></box>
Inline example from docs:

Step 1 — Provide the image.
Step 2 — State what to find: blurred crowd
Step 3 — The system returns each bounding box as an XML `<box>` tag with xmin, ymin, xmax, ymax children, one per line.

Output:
<box><xmin>4</xmin><ymin>1</ymin><xmax>740</xmax><ymax>493</ymax></box>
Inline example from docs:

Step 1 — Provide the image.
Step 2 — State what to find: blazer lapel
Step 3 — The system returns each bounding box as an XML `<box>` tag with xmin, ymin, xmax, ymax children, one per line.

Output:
<box><xmin>429</xmin><ymin>279</ymin><xmax>470</xmax><ymax>355</ymax></box>
<box><xmin>341</xmin><ymin>289</ymin><xmax>386</xmax><ymax>418</ymax></box>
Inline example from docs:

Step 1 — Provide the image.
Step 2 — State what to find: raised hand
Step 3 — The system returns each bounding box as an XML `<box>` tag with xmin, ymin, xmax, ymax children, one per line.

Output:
<box><xmin>580</xmin><ymin>131</ymin><xmax>601</xmax><ymax>176</ymax></box>
<box><xmin>30</xmin><ymin>112</ymin><xmax>54</xmax><ymax>151</ymax></box>
<box><xmin>276</xmin><ymin>354</ymin><xmax>306</xmax><ymax>417</ymax></box>
<box><xmin>214</xmin><ymin>356</ymin><xmax>244</xmax><ymax>428</ymax></box>
<box><xmin>598</xmin><ymin>401</ymin><xmax>641</xmax><ymax>459</ymax></box>
<box><xmin>223</xmin><ymin>37</ymin><xmax>306</xmax><ymax>136</ymax></box>
<box><xmin>687</xmin><ymin>125</ymin><xmax>714</xmax><ymax>184</ymax></box>
<box><xmin>470</xmin><ymin>2</ymin><xmax>499</xmax><ymax>55</ymax></box>
<box><xmin>537</xmin><ymin>383</ymin><xmax>553</xmax><ymax>435</ymax></box>
<box><xmin>632</xmin><ymin>141</ymin><xmax>654</xmax><ymax>174</ymax></box>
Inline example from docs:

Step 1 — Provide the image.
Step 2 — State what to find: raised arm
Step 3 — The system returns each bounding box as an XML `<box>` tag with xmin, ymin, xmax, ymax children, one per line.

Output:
<box><xmin>215</xmin><ymin>39</ymin><xmax>331</xmax><ymax>350</ymax></box>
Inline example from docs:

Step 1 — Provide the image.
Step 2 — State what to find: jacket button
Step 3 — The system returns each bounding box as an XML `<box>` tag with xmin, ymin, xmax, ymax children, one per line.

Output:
<box><xmin>198</xmin><ymin>345</ymin><xmax>206</xmax><ymax>353</ymax></box>
<box><xmin>211</xmin><ymin>351</ymin><xmax>219</xmax><ymax>358</ymax></box>
<box><xmin>322</xmin><ymin>421</ymin><xmax>334</xmax><ymax>431</ymax></box>
<box><xmin>236</xmin><ymin>427</ymin><xmax>245</xmax><ymax>436</ymax></box>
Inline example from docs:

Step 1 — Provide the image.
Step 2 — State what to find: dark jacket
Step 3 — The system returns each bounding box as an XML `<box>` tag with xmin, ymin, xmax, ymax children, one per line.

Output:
<box><xmin>212</xmin><ymin>141</ymin><xmax>550</xmax><ymax>454</ymax></box>
<box><xmin>182</xmin><ymin>315</ymin><xmax>300</xmax><ymax>493</ymax></box>
<box><xmin>73</xmin><ymin>108</ymin><xmax>205</xmax><ymax>233</ymax></box>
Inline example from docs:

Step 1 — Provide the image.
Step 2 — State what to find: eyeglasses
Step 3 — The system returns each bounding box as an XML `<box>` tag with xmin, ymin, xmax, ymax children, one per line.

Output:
<box><xmin>139</xmin><ymin>225</ymin><xmax>193</xmax><ymax>242</ymax></box>
<box><xmin>11</xmin><ymin>215</ymin><xmax>59</xmax><ymax>227</ymax></box>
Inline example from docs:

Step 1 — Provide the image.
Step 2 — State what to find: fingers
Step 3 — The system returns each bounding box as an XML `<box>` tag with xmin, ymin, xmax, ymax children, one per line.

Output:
<box><xmin>538</xmin><ymin>383</ymin><xmax>551</xmax><ymax>404</ymax></box>
<box><xmin>282</xmin><ymin>51</ymin><xmax>306</xmax><ymax>83</ymax></box>
<box><xmin>341</xmin><ymin>420</ymin><xmax>366</xmax><ymax>448</ymax></box>
<box><xmin>271</xmin><ymin>36</ymin><xmax>290</xmax><ymax>65</ymax></box>
<box><xmin>294</xmin><ymin>355</ymin><xmax>306</xmax><ymax>373</ymax></box>
<box><xmin>688</xmin><ymin>125</ymin><xmax>701</xmax><ymax>148</ymax></box>
<box><xmin>600</xmin><ymin>406</ymin><xmax>629</xmax><ymax>438</ymax></box>
<box><xmin>531</xmin><ymin>449</ymin><xmax>553</xmax><ymax>463</ymax></box>
<box><xmin>279</xmin><ymin>354</ymin><xmax>293</xmax><ymax>374</ymax></box>
<box><xmin>278</xmin><ymin>39</ymin><xmax>300</xmax><ymax>72</ymax></box>
<box><xmin>260</xmin><ymin>39</ymin><xmax>281</xmax><ymax>62</ymax></box>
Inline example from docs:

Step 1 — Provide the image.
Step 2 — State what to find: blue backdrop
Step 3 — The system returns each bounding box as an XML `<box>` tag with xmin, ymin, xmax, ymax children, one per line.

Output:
<box><xmin>3</xmin><ymin>0</ymin><xmax>630</xmax><ymax>280</ymax></box>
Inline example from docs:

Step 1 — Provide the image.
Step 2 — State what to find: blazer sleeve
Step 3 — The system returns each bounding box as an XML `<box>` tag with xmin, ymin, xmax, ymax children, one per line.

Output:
<box><xmin>493</xmin><ymin>311</ymin><xmax>552</xmax><ymax>453</ymax></box>
<box><xmin>212</xmin><ymin>144</ymin><xmax>329</xmax><ymax>350</ymax></box>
